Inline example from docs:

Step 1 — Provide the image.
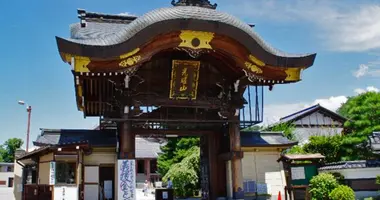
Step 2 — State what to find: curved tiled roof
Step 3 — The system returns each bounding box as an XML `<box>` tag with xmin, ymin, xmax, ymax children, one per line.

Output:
<box><xmin>67</xmin><ymin>6</ymin><xmax>312</xmax><ymax>58</ymax></box>
<box><xmin>319</xmin><ymin>160</ymin><xmax>380</xmax><ymax>171</ymax></box>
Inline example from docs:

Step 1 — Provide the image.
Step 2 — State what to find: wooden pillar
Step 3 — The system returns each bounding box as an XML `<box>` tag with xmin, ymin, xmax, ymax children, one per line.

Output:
<box><xmin>119</xmin><ymin>106</ymin><xmax>135</xmax><ymax>159</ymax></box>
<box><xmin>145</xmin><ymin>159</ymin><xmax>151</xmax><ymax>182</ymax></box>
<box><xmin>229</xmin><ymin>115</ymin><xmax>244</xmax><ymax>200</ymax></box>
<box><xmin>208</xmin><ymin>133</ymin><xmax>217</xmax><ymax>200</ymax></box>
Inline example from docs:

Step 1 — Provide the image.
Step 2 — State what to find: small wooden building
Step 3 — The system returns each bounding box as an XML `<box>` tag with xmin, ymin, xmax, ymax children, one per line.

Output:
<box><xmin>240</xmin><ymin>131</ymin><xmax>298</xmax><ymax>199</ymax></box>
<box><xmin>277</xmin><ymin>154</ymin><xmax>325</xmax><ymax>200</ymax></box>
<box><xmin>15</xmin><ymin>129</ymin><xmax>166</xmax><ymax>200</ymax></box>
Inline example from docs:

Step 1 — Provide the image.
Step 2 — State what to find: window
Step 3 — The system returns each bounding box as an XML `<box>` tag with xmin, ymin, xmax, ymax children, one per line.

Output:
<box><xmin>6</xmin><ymin>166</ymin><xmax>13</xmax><ymax>172</ymax></box>
<box><xmin>137</xmin><ymin>160</ymin><xmax>145</xmax><ymax>174</ymax></box>
<box><xmin>56</xmin><ymin>162</ymin><xmax>76</xmax><ymax>184</ymax></box>
<box><xmin>150</xmin><ymin>160</ymin><xmax>157</xmax><ymax>173</ymax></box>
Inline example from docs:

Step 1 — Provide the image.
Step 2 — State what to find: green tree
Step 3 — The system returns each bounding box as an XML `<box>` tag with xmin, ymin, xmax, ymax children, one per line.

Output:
<box><xmin>262</xmin><ymin>122</ymin><xmax>296</xmax><ymax>141</ymax></box>
<box><xmin>163</xmin><ymin>146</ymin><xmax>200</xmax><ymax>197</ymax></box>
<box><xmin>157</xmin><ymin>137</ymin><xmax>200</xmax><ymax>177</ymax></box>
<box><xmin>302</xmin><ymin>135</ymin><xmax>343</xmax><ymax>163</ymax></box>
<box><xmin>0</xmin><ymin>138</ymin><xmax>23</xmax><ymax>163</ymax></box>
<box><xmin>337</xmin><ymin>92</ymin><xmax>380</xmax><ymax>138</ymax></box>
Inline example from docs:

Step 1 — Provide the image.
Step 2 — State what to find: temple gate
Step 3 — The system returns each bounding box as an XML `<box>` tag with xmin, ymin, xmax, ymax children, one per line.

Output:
<box><xmin>55</xmin><ymin>0</ymin><xmax>316</xmax><ymax>199</ymax></box>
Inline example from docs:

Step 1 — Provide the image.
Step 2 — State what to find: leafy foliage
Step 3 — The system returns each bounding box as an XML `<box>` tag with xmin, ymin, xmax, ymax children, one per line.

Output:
<box><xmin>263</xmin><ymin>122</ymin><xmax>296</xmax><ymax>141</ymax></box>
<box><xmin>338</xmin><ymin>92</ymin><xmax>380</xmax><ymax>138</ymax></box>
<box><xmin>0</xmin><ymin>138</ymin><xmax>23</xmax><ymax>163</ymax></box>
<box><xmin>309</xmin><ymin>173</ymin><xmax>339</xmax><ymax>200</ymax></box>
<box><xmin>302</xmin><ymin>135</ymin><xmax>343</xmax><ymax>163</ymax></box>
<box><xmin>157</xmin><ymin>137</ymin><xmax>200</xmax><ymax>176</ymax></box>
<box><xmin>376</xmin><ymin>175</ymin><xmax>380</xmax><ymax>185</ymax></box>
<box><xmin>329</xmin><ymin>185</ymin><xmax>355</xmax><ymax>200</ymax></box>
<box><xmin>162</xmin><ymin>146</ymin><xmax>200</xmax><ymax>197</ymax></box>
<box><xmin>287</xmin><ymin>145</ymin><xmax>307</xmax><ymax>154</ymax></box>
<box><xmin>330</xmin><ymin>172</ymin><xmax>345</xmax><ymax>185</ymax></box>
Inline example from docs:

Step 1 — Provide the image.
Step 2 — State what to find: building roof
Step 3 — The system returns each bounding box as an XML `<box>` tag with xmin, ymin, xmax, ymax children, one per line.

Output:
<box><xmin>0</xmin><ymin>162</ymin><xmax>14</xmax><ymax>166</ymax></box>
<box><xmin>319</xmin><ymin>160</ymin><xmax>380</xmax><ymax>171</ymax></box>
<box><xmin>367</xmin><ymin>132</ymin><xmax>380</xmax><ymax>153</ymax></box>
<box><xmin>279</xmin><ymin>104</ymin><xmax>347</xmax><ymax>124</ymax></box>
<box><xmin>57</xmin><ymin>6</ymin><xmax>316</xmax><ymax>67</ymax></box>
<box><xmin>34</xmin><ymin>129</ymin><xmax>117</xmax><ymax>147</ymax></box>
<box><xmin>282</xmin><ymin>154</ymin><xmax>325</xmax><ymax>160</ymax></box>
<box><xmin>33</xmin><ymin>129</ymin><xmax>166</xmax><ymax>159</ymax></box>
<box><xmin>241</xmin><ymin>131</ymin><xmax>297</xmax><ymax>147</ymax></box>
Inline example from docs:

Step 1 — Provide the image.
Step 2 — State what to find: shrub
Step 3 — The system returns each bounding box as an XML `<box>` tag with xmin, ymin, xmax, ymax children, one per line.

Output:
<box><xmin>376</xmin><ymin>175</ymin><xmax>380</xmax><ymax>185</ymax></box>
<box><xmin>329</xmin><ymin>185</ymin><xmax>355</xmax><ymax>200</ymax></box>
<box><xmin>309</xmin><ymin>173</ymin><xmax>339</xmax><ymax>200</ymax></box>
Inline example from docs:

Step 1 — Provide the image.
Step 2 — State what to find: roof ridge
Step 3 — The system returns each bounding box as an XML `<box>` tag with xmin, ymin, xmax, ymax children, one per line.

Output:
<box><xmin>280</xmin><ymin>104</ymin><xmax>319</xmax><ymax>121</ymax></box>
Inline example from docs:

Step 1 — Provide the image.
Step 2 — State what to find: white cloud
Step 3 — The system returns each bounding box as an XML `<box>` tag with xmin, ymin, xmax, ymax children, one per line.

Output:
<box><xmin>262</xmin><ymin>95</ymin><xmax>347</xmax><ymax>125</ymax></box>
<box><xmin>220</xmin><ymin>0</ymin><xmax>380</xmax><ymax>52</ymax></box>
<box><xmin>354</xmin><ymin>58</ymin><xmax>380</xmax><ymax>78</ymax></box>
<box><xmin>354</xmin><ymin>86</ymin><xmax>379</xmax><ymax>94</ymax></box>
<box><xmin>354</xmin><ymin>64</ymin><xmax>370</xmax><ymax>78</ymax></box>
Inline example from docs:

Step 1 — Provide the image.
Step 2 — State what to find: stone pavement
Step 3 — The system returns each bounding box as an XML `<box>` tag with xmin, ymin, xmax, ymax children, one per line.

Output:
<box><xmin>0</xmin><ymin>188</ymin><xmax>15</xmax><ymax>200</ymax></box>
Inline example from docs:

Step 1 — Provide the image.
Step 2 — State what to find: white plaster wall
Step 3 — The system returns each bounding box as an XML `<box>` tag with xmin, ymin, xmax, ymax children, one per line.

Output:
<box><xmin>294</xmin><ymin>127</ymin><xmax>343</xmax><ymax>144</ymax></box>
<box><xmin>13</xmin><ymin>161</ymin><xmax>23</xmax><ymax>200</ymax></box>
<box><xmin>242</xmin><ymin>151</ymin><xmax>286</xmax><ymax>200</ymax></box>
<box><xmin>0</xmin><ymin>172</ymin><xmax>14</xmax><ymax>187</ymax></box>
<box><xmin>319</xmin><ymin>167</ymin><xmax>380</xmax><ymax>179</ymax></box>
<box><xmin>293</xmin><ymin>112</ymin><xmax>342</xmax><ymax>126</ymax></box>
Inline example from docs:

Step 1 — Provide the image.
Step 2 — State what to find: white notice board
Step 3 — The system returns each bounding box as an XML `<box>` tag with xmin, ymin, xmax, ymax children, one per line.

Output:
<box><xmin>54</xmin><ymin>186</ymin><xmax>78</xmax><ymax>200</ymax></box>
<box><xmin>291</xmin><ymin>167</ymin><xmax>306</xmax><ymax>180</ymax></box>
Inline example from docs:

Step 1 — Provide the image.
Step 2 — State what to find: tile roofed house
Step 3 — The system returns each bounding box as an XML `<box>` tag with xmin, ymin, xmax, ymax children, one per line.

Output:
<box><xmin>240</xmin><ymin>131</ymin><xmax>297</xmax><ymax>147</ymax></box>
<box><xmin>275</xmin><ymin>104</ymin><xmax>347</xmax><ymax>144</ymax></box>
<box><xmin>368</xmin><ymin>132</ymin><xmax>380</xmax><ymax>154</ymax></box>
<box><xmin>16</xmin><ymin>128</ymin><xmax>167</xmax><ymax>197</ymax></box>
<box><xmin>238</xmin><ymin>131</ymin><xmax>298</xmax><ymax>199</ymax></box>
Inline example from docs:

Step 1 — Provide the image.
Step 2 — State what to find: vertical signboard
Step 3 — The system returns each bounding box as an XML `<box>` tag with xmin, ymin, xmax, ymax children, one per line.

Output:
<box><xmin>117</xmin><ymin>159</ymin><xmax>136</xmax><ymax>200</ymax></box>
<box><xmin>49</xmin><ymin>161</ymin><xmax>56</xmax><ymax>185</ymax></box>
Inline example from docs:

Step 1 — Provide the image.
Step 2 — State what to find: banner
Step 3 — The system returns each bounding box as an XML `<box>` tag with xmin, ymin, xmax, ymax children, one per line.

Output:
<box><xmin>117</xmin><ymin>159</ymin><xmax>136</xmax><ymax>200</ymax></box>
<box><xmin>49</xmin><ymin>161</ymin><xmax>56</xmax><ymax>185</ymax></box>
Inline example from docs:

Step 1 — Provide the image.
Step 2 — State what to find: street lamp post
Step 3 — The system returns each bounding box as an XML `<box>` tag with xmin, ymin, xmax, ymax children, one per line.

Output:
<box><xmin>18</xmin><ymin>101</ymin><xmax>32</xmax><ymax>152</ymax></box>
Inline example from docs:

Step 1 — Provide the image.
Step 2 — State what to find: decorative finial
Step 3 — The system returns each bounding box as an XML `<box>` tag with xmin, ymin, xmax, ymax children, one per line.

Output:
<box><xmin>171</xmin><ymin>0</ymin><xmax>217</xmax><ymax>9</ymax></box>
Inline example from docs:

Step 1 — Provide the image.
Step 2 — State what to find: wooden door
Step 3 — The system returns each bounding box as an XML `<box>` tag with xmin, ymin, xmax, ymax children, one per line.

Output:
<box><xmin>99</xmin><ymin>166</ymin><xmax>115</xmax><ymax>200</ymax></box>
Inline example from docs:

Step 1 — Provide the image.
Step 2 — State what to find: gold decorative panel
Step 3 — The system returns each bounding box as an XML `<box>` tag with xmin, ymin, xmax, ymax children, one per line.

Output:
<box><xmin>169</xmin><ymin>60</ymin><xmax>200</xmax><ymax>100</ymax></box>
<box><xmin>285</xmin><ymin>68</ymin><xmax>303</xmax><ymax>81</ymax></box>
<box><xmin>178</xmin><ymin>30</ymin><xmax>214</xmax><ymax>50</ymax></box>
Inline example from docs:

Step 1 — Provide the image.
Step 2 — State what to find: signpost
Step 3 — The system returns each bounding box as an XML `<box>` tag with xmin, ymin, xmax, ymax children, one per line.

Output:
<box><xmin>117</xmin><ymin>159</ymin><xmax>136</xmax><ymax>200</ymax></box>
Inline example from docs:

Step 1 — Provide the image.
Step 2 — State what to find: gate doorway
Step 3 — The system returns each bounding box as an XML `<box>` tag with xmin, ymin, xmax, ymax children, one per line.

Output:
<box><xmin>99</xmin><ymin>166</ymin><xmax>115</xmax><ymax>200</ymax></box>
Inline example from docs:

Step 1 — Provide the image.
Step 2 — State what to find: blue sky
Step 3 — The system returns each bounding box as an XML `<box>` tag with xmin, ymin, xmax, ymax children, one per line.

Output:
<box><xmin>0</xmin><ymin>0</ymin><xmax>379</xmax><ymax>149</ymax></box>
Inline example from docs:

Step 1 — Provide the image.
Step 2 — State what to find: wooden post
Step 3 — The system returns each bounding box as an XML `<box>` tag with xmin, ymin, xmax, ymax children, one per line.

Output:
<box><xmin>119</xmin><ymin>106</ymin><xmax>135</xmax><ymax>159</ymax></box>
<box><xmin>146</xmin><ymin>159</ymin><xmax>151</xmax><ymax>182</ymax></box>
<box><xmin>229</xmin><ymin>115</ymin><xmax>244</xmax><ymax>200</ymax></box>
